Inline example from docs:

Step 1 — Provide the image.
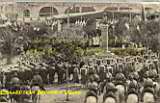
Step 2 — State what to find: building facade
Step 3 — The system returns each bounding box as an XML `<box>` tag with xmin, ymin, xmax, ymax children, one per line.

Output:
<box><xmin>1</xmin><ymin>0</ymin><xmax>160</xmax><ymax>21</ymax></box>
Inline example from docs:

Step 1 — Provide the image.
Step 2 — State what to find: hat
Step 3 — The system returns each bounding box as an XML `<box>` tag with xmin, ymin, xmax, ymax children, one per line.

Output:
<box><xmin>13</xmin><ymin>72</ymin><xmax>18</xmax><ymax>77</ymax></box>
<box><xmin>40</xmin><ymin>63</ymin><xmax>48</xmax><ymax>67</ymax></box>
<box><xmin>41</xmin><ymin>66</ymin><xmax>46</xmax><ymax>70</ymax></box>
<box><xmin>88</xmin><ymin>82</ymin><xmax>98</xmax><ymax>90</ymax></box>
<box><xmin>107</xmin><ymin>83</ymin><xmax>117</xmax><ymax>91</ymax></box>
<box><xmin>144</xmin><ymin>78</ymin><xmax>153</xmax><ymax>87</ymax></box>
<box><xmin>35</xmin><ymin>71</ymin><xmax>39</xmax><ymax>75</ymax></box>
<box><xmin>130</xmin><ymin>80</ymin><xmax>137</xmax><ymax>87</ymax></box>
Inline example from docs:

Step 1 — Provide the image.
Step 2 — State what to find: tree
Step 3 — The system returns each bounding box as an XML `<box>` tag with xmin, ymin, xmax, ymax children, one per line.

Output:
<box><xmin>0</xmin><ymin>26</ymin><xmax>31</xmax><ymax>64</ymax></box>
<box><xmin>130</xmin><ymin>20</ymin><xmax>160</xmax><ymax>52</ymax></box>
<box><xmin>113</xmin><ymin>17</ymin><xmax>131</xmax><ymax>47</ymax></box>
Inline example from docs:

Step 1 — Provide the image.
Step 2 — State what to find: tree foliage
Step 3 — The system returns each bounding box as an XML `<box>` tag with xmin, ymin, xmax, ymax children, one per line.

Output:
<box><xmin>0</xmin><ymin>26</ymin><xmax>29</xmax><ymax>64</ymax></box>
<box><xmin>130</xmin><ymin>20</ymin><xmax>160</xmax><ymax>52</ymax></box>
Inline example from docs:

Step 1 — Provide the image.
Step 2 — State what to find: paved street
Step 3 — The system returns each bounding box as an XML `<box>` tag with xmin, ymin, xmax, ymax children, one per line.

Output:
<box><xmin>40</xmin><ymin>86</ymin><xmax>87</xmax><ymax>103</ymax></box>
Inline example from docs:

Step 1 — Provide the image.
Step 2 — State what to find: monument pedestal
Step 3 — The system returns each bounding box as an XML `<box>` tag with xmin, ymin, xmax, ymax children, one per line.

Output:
<box><xmin>100</xmin><ymin>29</ymin><xmax>108</xmax><ymax>49</ymax></box>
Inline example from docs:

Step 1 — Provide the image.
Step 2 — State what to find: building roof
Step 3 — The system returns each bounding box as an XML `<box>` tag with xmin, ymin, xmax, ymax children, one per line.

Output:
<box><xmin>15</xmin><ymin>0</ymin><xmax>160</xmax><ymax>3</ymax></box>
<box><xmin>0</xmin><ymin>0</ymin><xmax>159</xmax><ymax>3</ymax></box>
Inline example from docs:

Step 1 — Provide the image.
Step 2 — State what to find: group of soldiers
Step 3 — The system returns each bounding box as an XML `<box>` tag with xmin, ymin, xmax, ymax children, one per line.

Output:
<box><xmin>83</xmin><ymin>51</ymin><xmax>160</xmax><ymax>103</ymax></box>
<box><xmin>0</xmin><ymin>65</ymin><xmax>45</xmax><ymax>102</ymax></box>
<box><xmin>0</xmin><ymin>48</ymin><xmax>159</xmax><ymax>102</ymax></box>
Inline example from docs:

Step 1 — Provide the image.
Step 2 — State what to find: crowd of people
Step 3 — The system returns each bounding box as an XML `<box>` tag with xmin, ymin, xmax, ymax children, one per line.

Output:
<box><xmin>0</xmin><ymin>48</ymin><xmax>158</xmax><ymax>103</ymax></box>
<box><xmin>83</xmin><ymin>51</ymin><xmax>160</xmax><ymax>103</ymax></box>
<box><xmin>0</xmin><ymin>13</ymin><xmax>160</xmax><ymax>103</ymax></box>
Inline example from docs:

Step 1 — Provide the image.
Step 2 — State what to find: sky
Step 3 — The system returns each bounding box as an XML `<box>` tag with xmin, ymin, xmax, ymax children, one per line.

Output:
<box><xmin>119</xmin><ymin>0</ymin><xmax>160</xmax><ymax>1</ymax></box>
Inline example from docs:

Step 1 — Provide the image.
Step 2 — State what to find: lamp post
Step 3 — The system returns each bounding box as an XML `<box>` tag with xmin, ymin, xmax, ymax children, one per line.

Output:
<box><xmin>106</xmin><ymin>24</ymin><xmax>109</xmax><ymax>52</ymax></box>
<box><xmin>112</xmin><ymin>24</ymin><xmax>116</xmax><ymax>45</ymax></box>
<box><xmin>65</xmin><ymin>62</ymin><xmax>70</xmax><ymax>101</ymax></box>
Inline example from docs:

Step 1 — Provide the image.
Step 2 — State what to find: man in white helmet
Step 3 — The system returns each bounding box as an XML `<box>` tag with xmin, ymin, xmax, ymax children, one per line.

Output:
<box><xmin>103</xmin><ymin>82</ymin><xmax>117</xmax><ymax>102</ymax></box>
<box><xmin>84</xmin><ymin>81</ymin><xmax>98</xmax><ymax>103</ymax></box>
<box><xmin>143</xmin><ymin>78</ymin><xmax>155</xmax><ymax>95</ymax></box>
<box><xmin>115</xmin><ymin>71</ymin><xmax>126</xmax><ymax>85</ymax></box>
<box><xmin>127</xmin><ymin>76</ymin><xmax>139</xmax><ymax>95</ymax></box>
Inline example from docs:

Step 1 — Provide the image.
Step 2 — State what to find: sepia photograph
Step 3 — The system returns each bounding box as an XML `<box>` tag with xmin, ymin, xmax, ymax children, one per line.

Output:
<box><xmin>0</xmin><ymin>0</ymin><xmax>160</xmax><ymax>103</ymax></box>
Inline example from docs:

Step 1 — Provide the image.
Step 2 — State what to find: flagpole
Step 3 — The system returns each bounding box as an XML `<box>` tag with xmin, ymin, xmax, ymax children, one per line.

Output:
<box><xmin>67</xmin><ymin>7</ymin><xmax>70</xmax><ymax>27</ymax></box>
<box><xmin>112</xmin><ymin>11</ymin><xmax>114</xmax><ymax>21</ymax></box>
<box><xmin>129</xmin><ymin>8</ymin><xmax>132</xmax><ymax>22</ymax></box>
<box><xmin>142</xmin><ymin>4</ymin><xmax>146</xmax><ymax>21</ymax></box>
